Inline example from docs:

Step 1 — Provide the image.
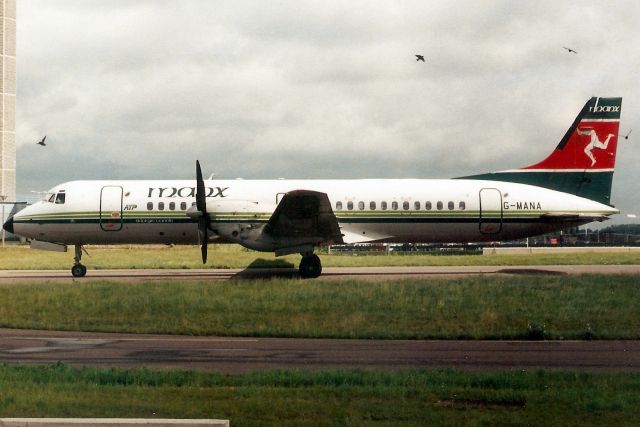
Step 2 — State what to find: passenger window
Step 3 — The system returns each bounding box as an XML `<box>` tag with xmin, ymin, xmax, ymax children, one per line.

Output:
<box><xmin>425</xmin><ymin>201</ymin><xmax>432</xmax><ymax>210</ymax></box>
<box><xmin>358</xmin><ymin>201</ymin><xmax>365</xmax><ymax>210</ymax></box>
<box><xmin>448</xmin><ymin>201</ymin><xmax>454</xmax><ymax>210</ymax></box>
<box><xmin>381</xmin><ymin>201</ymin><xmax>387</xmax><ymax>210</ymax></box>
<box><xmin>336</xmin><ymin>201</ymin><xmax>343</xmax><ymax>210</ymax></box>
<box><xmin>55</xmin><ymin>193</ymin><xmax>66</xmax><ymax>204</ymax></box>
<box><xmin>347</xmin><ymin>201</ymin><xmax>354</xmax><ymax>210</ymax></box>
<box><xmin>392</xmin><ymin>201</ymin><xmax>398</xmax><ymax>210</ymax></box>
<box><xmin>459</xmin><ymin>201</ymin><xmax>466</xmax><ymax>210</ymax></box>
<box><xmin>403</xmin><ymin>201</ymin><xmax>409</xmax><ymax>210</ymax></box>
<box><xmin>169</xmin><ymin>202</ymin><xmax>175</xmax><ymax>211</ymax></box>
<box><xmin>437</xmin><ymin>201</ymin><xmax>443</xmax><ymax>210</ymax></box>
<box><xmin>158</xmin><ymin>202</ymin><xmax>165</xmax><ymax>211</ymax></box>
<box><xmin>147</xmin><ymin>202</ymin><xmax>153</xmax><ymax>210</ymax></box>
<box><xmin>181</xmin><ymin>202</ymin><xmax>187</xmax><ymax>210</ymax></box>
<box><xmin>370</xmin><ymin>201</ymin><xmax>376</xmax><ymax>210</ymax></box>
<box><xmin>414</xmin><ymin>201</ymin><xmax>420</xmax><ymax>210</ymax></box>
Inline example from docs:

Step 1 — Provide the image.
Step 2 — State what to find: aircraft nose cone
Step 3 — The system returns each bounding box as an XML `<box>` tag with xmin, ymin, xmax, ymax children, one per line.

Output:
<box><xmin>2</xmin><ymin>215</ymin><xmax>13</xmax><ymax>234</ymax></box>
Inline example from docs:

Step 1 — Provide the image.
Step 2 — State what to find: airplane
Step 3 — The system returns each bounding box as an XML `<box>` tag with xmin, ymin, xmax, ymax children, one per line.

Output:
<box><xmin>3</xmin><ymin>96</ymin><xmax>623</xmax><ymax>278</ymax></box>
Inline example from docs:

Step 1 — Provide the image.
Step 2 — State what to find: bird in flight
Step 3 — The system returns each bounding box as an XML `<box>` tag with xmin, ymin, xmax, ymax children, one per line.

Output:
<box><xmin>623</xmin><ymin>129</ymin><xmax>632</xmax><ymax>140</ymax></box>
<box><xmin>415</xmin><ymin>54</ymin><xmax>425</xmax><ymax>62</ymax></box>
<box><xmin>36</xmin><ymin>136</ymin><xmax>47</xmax><ymax>146</ymax></box>
<box><xmin>562</xmin><ymin>46</ymin><xmax>577</xmax><ymax>54</ymax></box>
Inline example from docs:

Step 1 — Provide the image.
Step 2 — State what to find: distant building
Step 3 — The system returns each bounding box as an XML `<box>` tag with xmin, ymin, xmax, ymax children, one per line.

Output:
<box><xmin>0</xmin><ymin>0</ymin><xmax>16</xmax><ymax>203</ymax></box>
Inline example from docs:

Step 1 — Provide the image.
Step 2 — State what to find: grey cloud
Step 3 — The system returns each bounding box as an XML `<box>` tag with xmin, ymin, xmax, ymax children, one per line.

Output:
<box><xmin>14</xmin><ymin>1</ymin><xmax>640</xmax><ymax>223</ymax></box>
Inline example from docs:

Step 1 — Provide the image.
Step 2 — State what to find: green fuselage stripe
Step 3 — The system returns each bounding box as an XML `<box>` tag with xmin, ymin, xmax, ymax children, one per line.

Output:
<box><xmin>14</xmin><ymin>209</ymin><xmax>608</xmax><ymax>226</ymax></box>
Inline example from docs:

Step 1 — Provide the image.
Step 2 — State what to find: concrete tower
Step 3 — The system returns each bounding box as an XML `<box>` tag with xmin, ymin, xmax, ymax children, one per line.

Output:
<box><xmin>0</xmin><ymin>0</ymin><xmax>15</xmax><ymax>202</ymax></box>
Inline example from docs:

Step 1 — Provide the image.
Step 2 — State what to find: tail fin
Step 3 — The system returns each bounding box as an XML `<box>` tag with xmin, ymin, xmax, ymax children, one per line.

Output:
<box><xmin>458</xmin><ymin>97</ymin><xmax>622</xmax><ymax>205</ymax></box>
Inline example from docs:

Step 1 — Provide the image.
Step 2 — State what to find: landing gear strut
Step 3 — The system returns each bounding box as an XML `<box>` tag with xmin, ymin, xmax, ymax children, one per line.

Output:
<box><xmin>71</xmin><ymin>244</ymin><xmax>87</xmax><ymax>278</ymax></box>
<box><xmin>299</xmin><ymin>253</ymin><xmax>322</xmax><ymax>278</ymax></box>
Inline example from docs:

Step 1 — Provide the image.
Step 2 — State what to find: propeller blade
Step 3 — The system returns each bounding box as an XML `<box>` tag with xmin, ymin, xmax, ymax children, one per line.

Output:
<box><xmin>201</xmin><ymin>245</ymin><xmax>208</xmax><ymax>264</ymax></box>
<box><xmin>200</xmin><ymin>225</ymin><xmax>208</xmax><ymax>265</ymax></box>
<box><xmin>196</xmin><ymin>160</ymin><xmax>206</xmax><ymax>212</ymax></box>
<box><xmin>197</xmin><ymin>217</ymin><xmax>206</xmax><ymax>238</ymax></box>
<box><xmin>195</xmin><ymin>160</ymin><xmax>209</xmax><ymax>264</ymax></box>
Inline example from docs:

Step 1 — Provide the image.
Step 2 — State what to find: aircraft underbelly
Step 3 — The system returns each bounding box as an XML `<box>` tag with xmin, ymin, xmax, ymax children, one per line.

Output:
<box><xmin>339</xmin><ymin>221</ymin><xmax>581</xmax><ymax>244</ymax></box>
<box><xmin>18</xmin><ymin>219</ymin><xmax>588</xmax><ymax>246</ymax></box>
<box><xmin>21</xmin><ymin>223</ymin><xmax>199</xmax><ymax>245</ymax></box>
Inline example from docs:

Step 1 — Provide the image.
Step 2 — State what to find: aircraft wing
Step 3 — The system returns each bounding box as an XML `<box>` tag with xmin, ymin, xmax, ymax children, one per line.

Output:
<box><xmin>264</xmin><ymin>190</ymin><xmax>344</xmax><ymax>245</ymax></box>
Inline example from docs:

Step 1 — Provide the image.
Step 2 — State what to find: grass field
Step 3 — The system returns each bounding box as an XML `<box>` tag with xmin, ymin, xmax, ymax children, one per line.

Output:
<box><xmin>1</xmin><ymin>247</ymin><xmax>639</xmax><ymax>424</ymax></box>
<box><xmin>1</xmin><ymin>275</ymin><xmax>638</xmax><ymax>339</ymax></box>
<box><xmin>1</xmin><ymin>364</ymin><xmax>639</xmax><ymax>426</ymax></box>
<box><xmin>1</xmin><ymin>245</ymin><xmax>640</xmax><ymax>270</ymax></box>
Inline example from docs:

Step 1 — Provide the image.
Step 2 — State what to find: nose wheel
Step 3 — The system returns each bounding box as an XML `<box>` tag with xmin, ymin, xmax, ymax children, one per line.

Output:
<box><xmin>299</xmin><ymin>253</ymin><xmax>322</xmax><ymax>278</ymax></box>
<box><xmin>71</xmin><ymin>244</ymin><xmax>87</xmax><ymax>277</ymax></box>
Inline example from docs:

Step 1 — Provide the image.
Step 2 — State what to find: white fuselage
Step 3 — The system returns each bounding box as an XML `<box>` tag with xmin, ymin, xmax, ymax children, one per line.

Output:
<box><xmin>11</xmin><ymin>178</ymin><xmax>617</xmax><ymax>250</ymax></box>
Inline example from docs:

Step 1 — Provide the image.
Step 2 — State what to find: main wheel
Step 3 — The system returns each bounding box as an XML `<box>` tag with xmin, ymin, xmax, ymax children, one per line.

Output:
<box><xmin>71</xmin><ymin>264</ymin><xmax>87</xmax><ymax>278</ymax></box>
<box><xmin>299</xmin><ymin>254</ymin><xmax>322</xmax><ymax>278</ymax></box>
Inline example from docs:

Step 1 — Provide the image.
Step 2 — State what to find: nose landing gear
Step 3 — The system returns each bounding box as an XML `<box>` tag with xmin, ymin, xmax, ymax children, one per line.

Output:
<box><xmin>71</xmin><ymin>244</ymin><xmax>87</xmax><ymax>277</ymax></box>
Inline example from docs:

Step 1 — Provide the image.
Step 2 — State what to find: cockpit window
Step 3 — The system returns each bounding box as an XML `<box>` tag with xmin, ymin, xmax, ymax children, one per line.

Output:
<box><xmin>45</xmin><ymin>190</ymin><xmax>66</xmax><ymax>204</ymax></box>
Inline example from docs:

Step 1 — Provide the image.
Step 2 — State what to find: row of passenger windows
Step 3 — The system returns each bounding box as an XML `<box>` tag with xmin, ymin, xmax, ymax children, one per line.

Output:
<box><xmin>147</xmin><ymin>201</ymin><xmax>194</xmax><ymax>211</ymax></box>
<box><xmin>335</xmin><ymin>200</ymin><xmax>466</xmax><ymax>211</ymax></box>
<box><xmin>145</xmin><ymin>200</ymin><xmax>466</xmax><ymax>212</ymax></box>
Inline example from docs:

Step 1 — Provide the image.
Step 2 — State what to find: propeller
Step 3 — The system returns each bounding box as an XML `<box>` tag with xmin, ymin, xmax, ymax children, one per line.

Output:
<box><xmin>195</xmin><ymin>160</ymin><xmax>210</xmax><ymax>263</ymax></box>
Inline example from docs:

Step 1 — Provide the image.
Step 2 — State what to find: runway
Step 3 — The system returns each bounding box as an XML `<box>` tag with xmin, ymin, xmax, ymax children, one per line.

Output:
<box><xmin>0</xmin><ymin>264</ymin><xmax>639</xmax><ymax>283</ymax></box>
<box><xmin>0</xmin><ymin>328</ymin><xmax>638</xmax><ymax>372</ymax></box>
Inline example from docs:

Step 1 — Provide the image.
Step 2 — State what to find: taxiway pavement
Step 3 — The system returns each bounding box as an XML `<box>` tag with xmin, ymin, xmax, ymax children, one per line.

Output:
<box><xmin>1</xmin><ymin>328</ymin><xmax>639</xmax><ymax>373</ymax></box>
<box><xmin>0</xmin><ymin>264</ymin><xmax>639</xmax><ymax>283</ymax></box>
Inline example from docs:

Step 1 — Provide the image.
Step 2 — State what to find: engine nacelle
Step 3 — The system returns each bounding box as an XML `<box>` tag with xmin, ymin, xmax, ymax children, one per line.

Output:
<box><xmin>204</xmin><ymin>199</ymin><xmax>278</xmax><ymax>251</ymax></box>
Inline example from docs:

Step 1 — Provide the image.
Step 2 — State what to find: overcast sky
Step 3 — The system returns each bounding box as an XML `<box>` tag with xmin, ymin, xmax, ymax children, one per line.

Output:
<box><xmin>15</xmin><ymin>1</ymin><xmax>640</xmax><ymax>223</ymax></box>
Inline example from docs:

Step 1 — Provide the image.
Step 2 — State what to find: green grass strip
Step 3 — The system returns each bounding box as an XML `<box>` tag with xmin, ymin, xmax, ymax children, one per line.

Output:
<box><xmin>0</xmin><ymin>275</ymin><xmax>639</xmax><ymax>339</ymax></box>
<box><xmin>1</xmin><ymin>245</ymin><xmax>640</xmax><ymax>270</ymax></box>
<box><xmin>0</xmin><ymin>364</ymin><xmax>639</xmax><ymax>426</ymax></box>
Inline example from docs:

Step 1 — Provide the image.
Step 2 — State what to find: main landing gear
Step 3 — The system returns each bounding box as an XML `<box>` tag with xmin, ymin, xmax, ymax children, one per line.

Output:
<box><xmin>71</xmin><ymin>244</ymin><xmax>87</xmax><ymax>278</ymax></box>
<box><xmin>299</xmin><ymin>253</ymin><xmax>322</xmax><ymax>278</ymax></box>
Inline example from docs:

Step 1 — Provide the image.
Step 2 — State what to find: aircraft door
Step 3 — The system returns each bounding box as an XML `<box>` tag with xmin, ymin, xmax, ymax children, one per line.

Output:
<box><xmin>479</xmin><ymin>188</ymin><xmax>503</xmax><ymax>234</ymax></box>
<box><xmin>100</xmin><ymin>186</ymin><xmax>123</xmax><ymax>231</ymax></box>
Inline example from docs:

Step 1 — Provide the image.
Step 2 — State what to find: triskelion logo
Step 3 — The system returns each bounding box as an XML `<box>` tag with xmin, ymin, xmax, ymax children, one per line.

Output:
<box><xmin>576</xmin><ymin>128</ymin><xmax>615</xmax><ymax>166</ymax></box>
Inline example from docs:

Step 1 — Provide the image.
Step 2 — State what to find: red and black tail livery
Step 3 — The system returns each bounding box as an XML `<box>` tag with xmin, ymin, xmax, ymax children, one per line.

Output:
<box><xmin>459</xmin><ymin>97</ymin><xmax>622</xmax><ymax>205</ymax></box>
